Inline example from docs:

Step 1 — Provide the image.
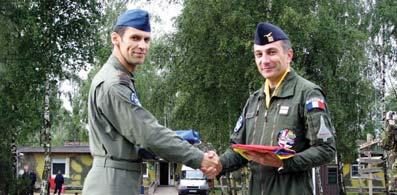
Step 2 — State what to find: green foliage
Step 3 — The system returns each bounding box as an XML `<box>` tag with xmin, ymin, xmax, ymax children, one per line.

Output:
<box><xmin>141</xmin><ymin>0</ymin><xmax>381</xmax><ymax>163</ymax></box>
<box><xmin>65</xmin><ymin>0</ymin><xmax>395</xmax><ymax>166</ymax></box>
<box><xmin>155</xmin><ymin>1</ymin><xmax>268</xmax><ymax>150</ymax></box>
<box><xmin>385</xmin><ymin>94</ymin><xmax>397</xmax><ymax>111</ymax></box>
<box><xmin>282</xmin><ymin>1</ymin><xmax>374</xmax><ymax>162</ymax></box>
<box><xmin>0</xmin><ymin>0</ymin><xmax>102</xmax><ymax>192</ymax></box>
<box><xmin>29</xmin><ymin>0</ymin><xmax>395</xmax><ymax>174</ymax></box>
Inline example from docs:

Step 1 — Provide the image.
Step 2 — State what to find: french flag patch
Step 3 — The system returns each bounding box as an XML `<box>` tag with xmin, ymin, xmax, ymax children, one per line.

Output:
<box><xmin>306</xmin><ymin>98</ymin><xmax>326</xmax><ymax>111</ymax></box>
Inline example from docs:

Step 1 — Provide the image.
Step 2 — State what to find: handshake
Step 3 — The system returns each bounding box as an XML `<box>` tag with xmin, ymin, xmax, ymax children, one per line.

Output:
<box><xmin>200</xmin><ymin>151</ymin><xmax>222</xmax><ymax>179</ymax></box>
<box><xmin>198</xmin><ymin>149</ymin><xmax>284</xmax><ymax>179</ymax></box>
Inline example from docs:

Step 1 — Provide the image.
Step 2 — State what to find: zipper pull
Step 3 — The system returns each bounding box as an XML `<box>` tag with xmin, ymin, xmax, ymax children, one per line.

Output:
<box><xmin>264</xmin><ymin>111</ymin><xmax>268</xmax><ymax>122</ymax></box>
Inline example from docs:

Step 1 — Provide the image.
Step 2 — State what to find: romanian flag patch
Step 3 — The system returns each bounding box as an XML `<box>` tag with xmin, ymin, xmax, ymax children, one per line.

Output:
<box><xmin>305</xmin><ymin>98</ymin><xmax>326</xmax><ymax>111</ymax></box>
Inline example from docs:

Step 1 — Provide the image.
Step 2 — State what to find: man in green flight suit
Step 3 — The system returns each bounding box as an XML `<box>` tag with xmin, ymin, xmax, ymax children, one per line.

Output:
<box><xmin>217</xmin><ymin>22</ymin><xmax>336</xmax><ymax>195</ymax></box>
<box><xmin>82</xmin><ymin>9</ymin><xmax>219</xmax><ymax>195</ymax></box>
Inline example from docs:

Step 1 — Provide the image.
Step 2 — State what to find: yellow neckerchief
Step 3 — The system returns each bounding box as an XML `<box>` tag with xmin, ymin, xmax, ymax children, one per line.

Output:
<box><xmin>264</xmin><ymin>67</ymin><xmax>290</xmax><ymax>108</ymax></box>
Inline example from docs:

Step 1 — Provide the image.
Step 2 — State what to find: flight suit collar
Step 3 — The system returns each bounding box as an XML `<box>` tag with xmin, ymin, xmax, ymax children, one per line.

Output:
<box><xmin>274</xmin><ymin>69</ymin><xmax>297</xmax><ymax>98</ymax></box>
<box><xmin>107</xmin><ymin>55</ymin><xmax>135</xmax><ymax>81</ymax></box>
<box><xmin>261</xmin><ymin>69</ymin><xmax>297</xmax><ymax>100</ymax></box>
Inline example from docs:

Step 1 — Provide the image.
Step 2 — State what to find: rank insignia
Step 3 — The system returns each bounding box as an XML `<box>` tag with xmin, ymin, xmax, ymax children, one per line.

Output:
<box><xmin>264</xmin><ymin>32</ymin><xmax>274</xmax><ymax>42</ymax></box>
<box><xmin>279</xmin><ymin>106</ymin><xmax>289</xmax><ymax>115</ymax></box>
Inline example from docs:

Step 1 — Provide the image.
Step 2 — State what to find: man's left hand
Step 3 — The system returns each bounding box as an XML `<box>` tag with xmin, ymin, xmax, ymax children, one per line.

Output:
<box><xmin>200</xmin><ymin>151</ymin><xmax>222</xmax><ymax>179</ymax></box>
<box><xmin>244</xmin><ymin>150</ymin><xmax>283</xmax><ymax>167</ymax></box>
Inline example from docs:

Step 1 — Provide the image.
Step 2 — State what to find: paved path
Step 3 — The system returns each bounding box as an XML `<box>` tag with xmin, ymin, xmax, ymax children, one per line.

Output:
<box><xmin>153</xmin><ymin>186</ymin><xmax>178</xmax><ymax>195</ymax></box>
<box><xmin>34</xmin><ymin>186</ymin><xmax>179</xmax><ymax>195</ymax></box>
<box><xmin>34</xmin><ymin>193</ymin><xmax>78</xmax><ymax>195</ymax></box>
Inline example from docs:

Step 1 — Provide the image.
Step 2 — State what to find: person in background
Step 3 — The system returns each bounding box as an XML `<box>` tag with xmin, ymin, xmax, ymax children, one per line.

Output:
<box><xmin>21</xmin><ymin>164</ymin><xmax>36</xmax><ymax>195</ymax></box>
<box><xmin>54</xmin><ymin>170</ymin><xmax>64</xmax><ymax>195</ymax></box>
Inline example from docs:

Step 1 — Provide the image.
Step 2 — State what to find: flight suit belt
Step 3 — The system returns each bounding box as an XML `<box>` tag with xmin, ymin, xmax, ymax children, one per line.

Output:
<box><xmin>93</xmin><ymin>157</ymin><xmax>142</xmax><ymax>172</ymax></box>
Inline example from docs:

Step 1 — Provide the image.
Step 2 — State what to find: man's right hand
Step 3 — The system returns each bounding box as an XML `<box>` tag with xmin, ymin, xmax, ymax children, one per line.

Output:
<box><xmin>200</xmin><ymin>151</ymin><xmax>222</xmax><ymax>179</ymax></box>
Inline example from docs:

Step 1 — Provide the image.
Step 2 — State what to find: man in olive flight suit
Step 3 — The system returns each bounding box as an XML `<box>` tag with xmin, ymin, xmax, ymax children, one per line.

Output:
<box><xmin>218</xmin><ymin>23</ymin><xmax>336</xmax><ymax>195</ymax></box>
<box><xmin>82</xmin><ymin>9</ymin><xmax>219</xmax><ymax>195</ymax></box>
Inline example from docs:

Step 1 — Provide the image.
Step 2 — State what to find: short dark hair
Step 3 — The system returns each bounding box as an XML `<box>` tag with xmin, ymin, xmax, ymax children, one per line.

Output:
<box><xmin>113</xmin><ymin>25</ymin><xmax>128</xmax><ymax>37</ymax></box>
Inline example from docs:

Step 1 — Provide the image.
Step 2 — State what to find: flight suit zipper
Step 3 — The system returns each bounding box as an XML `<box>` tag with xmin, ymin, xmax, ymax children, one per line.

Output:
<box><xmin>259</xmin><ymin>103</ymin><xmax>280</xmax><ymax>195</ymax></box>
<box><xmin>270</xmin><ymin>104</ymin><xmax>280</xmax><ymax>146</ymax></box>
<box><xmin>259</xmin><ymin>110</ymin><xmax>268</xmax><ymax>144</ymax></box>
<box><xmin>252</xmin><ymin>98</ymin><xmax>263</xmax><ymax>144</ymax></box>
<box><xmin>259</xmin><ymin>103</ymin><xmax>269</xmax><ymax>195</ymax></box>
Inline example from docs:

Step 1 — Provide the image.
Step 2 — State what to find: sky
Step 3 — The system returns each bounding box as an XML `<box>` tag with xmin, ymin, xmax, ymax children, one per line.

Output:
<box><xmin>127</xmin><ymin>1</ymin><xmax>183</xmax><ymax>39</ymax></box>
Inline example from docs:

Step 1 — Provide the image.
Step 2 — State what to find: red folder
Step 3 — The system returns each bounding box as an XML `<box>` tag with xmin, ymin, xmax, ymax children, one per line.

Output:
<box><xmin>232</xmin><ymin>144</ymin><xmax>295</xmax><ymax>160</ymax></box>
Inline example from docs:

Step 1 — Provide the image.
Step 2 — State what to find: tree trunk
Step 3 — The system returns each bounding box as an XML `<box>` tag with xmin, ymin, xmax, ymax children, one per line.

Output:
<box><xmin>40</xmin><ymin>78</ymin><xmax>52</xmax><ymax>195</ymax></box>
<box><xmin>11</xmin><ymin>127</ymin><xmax>17</xmax><ymax>177</ymax></box>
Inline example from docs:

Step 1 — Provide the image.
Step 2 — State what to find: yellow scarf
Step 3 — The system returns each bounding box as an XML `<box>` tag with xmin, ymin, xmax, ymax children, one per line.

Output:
<box><xmin>264</xmin><ymin>68</ymin><xmax>290</xmax><ymax>108</ymax></box>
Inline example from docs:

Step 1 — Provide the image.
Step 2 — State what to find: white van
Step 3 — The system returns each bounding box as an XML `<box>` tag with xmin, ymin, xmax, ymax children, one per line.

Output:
<box><xmin>177</xmin><ymin>165</ymin><xmax>209</xmax><ymax>195</ymax></box>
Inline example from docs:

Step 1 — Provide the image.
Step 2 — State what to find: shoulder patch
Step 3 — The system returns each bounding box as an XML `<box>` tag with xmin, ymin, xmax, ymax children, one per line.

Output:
<box><xmin>305</xmin><ymin>97</ymin><xmax>326</xmax><ymax>112</ymax></box>
<box><xmin>130</xmin><ymin>91</ymin><xmax>142</xmax><ymax>106</ymax></box>
<box><xmin>317</xmin><ymin>115</ymin><xmax>332</xmax><ymax>142</ymax></box>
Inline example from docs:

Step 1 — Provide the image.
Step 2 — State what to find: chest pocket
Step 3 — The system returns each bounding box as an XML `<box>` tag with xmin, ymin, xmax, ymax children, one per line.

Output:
<box><xmin>244</xmin><ymin>111</ymin><xmax>256</xmax><ymax>133</ymax></box>
<box><xmin>243</xmin><ymin>100</ymin><xmax>266</xmax><ymax>145</ymax></box>
<box><xmin>276</xmin><ymin>102</ymin><xmax>304</xmax><ymax>130</ymax></box>
<box><xmin>244</xmin><ymin>97</ymin><xmax>263</xmax><ymax>131</ymax></box>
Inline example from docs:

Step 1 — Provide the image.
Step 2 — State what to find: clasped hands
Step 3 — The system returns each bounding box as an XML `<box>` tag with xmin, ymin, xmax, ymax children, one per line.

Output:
<box><xmin>200</xmin><ymin>151</ymin><xmax>222</xmax><ymax>179</ymax></box>
<box><xmin>200</xmin><ymin>150</ymin><xmax>283</xmax><ymax>179</ymax></box>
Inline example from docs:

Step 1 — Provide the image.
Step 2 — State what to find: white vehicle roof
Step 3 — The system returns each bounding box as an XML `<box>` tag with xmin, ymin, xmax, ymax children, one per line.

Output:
<box><xmin>181</xmin><ymin>165</ymin><xmax>195</xmax><ymax>171</ymax></box>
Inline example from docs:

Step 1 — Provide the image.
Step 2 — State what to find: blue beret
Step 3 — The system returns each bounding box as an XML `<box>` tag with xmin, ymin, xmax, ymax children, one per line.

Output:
<box><xmin>254</xmin><ymin>22</ymin><xmax>289</xmax><ymax>45</ymax></box>
<box><xmin>115</xmin><ymin>9</ymin><xmax>151</xmax><ymax>32</ymax></box>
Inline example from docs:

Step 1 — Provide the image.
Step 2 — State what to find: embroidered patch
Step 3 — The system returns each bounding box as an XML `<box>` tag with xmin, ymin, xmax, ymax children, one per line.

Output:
<box><xmin>234</xmin><ymin>116</ymin><xmax>243</xmax><ymax>132</ymax></box>
<box><xmin>277</xmin><ymin>129</ymin><xmax>296</xmax><ymax>149</ymax></box>
<box><xmin>279</xmin><ymin>106</ymin><xmax>289</xmax><ymax>115</ymax></box>
<box><xmin>305</xmin><ymin>98</ymin><xmax>326</xmax><ymax>111</ymax></box>
<box><xmin>317</xmin><ymin>115</ymin><xmax>332</xmax><ymax>142</ymax></box>
<box><xmin>130</xmin><ymin>91</ymin><xmax>142</xmax><ymax>106</ymax></box>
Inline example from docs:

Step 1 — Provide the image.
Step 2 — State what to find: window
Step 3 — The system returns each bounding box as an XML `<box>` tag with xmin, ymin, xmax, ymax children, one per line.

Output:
<box><xmin>185</xmin><ymin>170</ymin><xmax>205</xmax><ymax>179</ymax></box>
<box><xmin>52</xmin><ymin>163</ymin><xmax>65</xmax><ymax>175</ymax></box>
<box><xmin>327</xmin><ymin>167</ymin><xmax>337</xmax><ymax>184</ymax></box>
<box><xmin>351</xmin><ymin>164</ymin><xmax>363</xmax><ymax>178</ymax></box>
<box><xmin>142</xmin><ymin>162</ymin><xmax>148</xmax><ymax>178</ymax></box>
<box><xmin>51</xmin><ymin>158</ymin><xmax>69</xmax><ymax>177</ymax></box>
